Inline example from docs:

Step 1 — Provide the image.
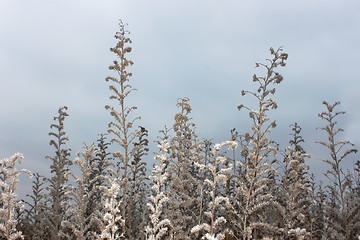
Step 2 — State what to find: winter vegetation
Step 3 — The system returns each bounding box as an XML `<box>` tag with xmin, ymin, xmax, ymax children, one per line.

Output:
<box><xmin>1</xmin><ymin>19</ymin><xmax>360</xmax><ymax>240</ymax></box>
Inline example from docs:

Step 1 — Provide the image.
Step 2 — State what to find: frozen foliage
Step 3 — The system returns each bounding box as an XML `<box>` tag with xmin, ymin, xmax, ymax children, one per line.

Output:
<box><xmin>191</xmin><ymin>141</ymin><xmax>237</xmax><ymax>240</ymax></box>
<box><xmin>232</xmin><ymin>47</ymin><xmax>288</xmax><ymax>240</ymax></box>
<box><xmin>288</xmin><ymin>227</ymin><xmax>308</xmax><ymax>240</ymax></box>
<box><xmin>105</xmin><ymin>20</ymin><xmax>143</xmax><ymax>238</ymax></box>
<box><xmin>0</xmin><ymin>153</ymin><xmax>31</xmax><ymax>240</ymax></box>
<box><xmin>167</xmin><ymin>97</ymin><xmax>203</xmax><ymax>239</ymax></box>
<box><xmin>351</xmin><ymin>161</ymin><xmax>360</xmax><ymax>238</ymax></box>
<box><xmin>146</xmin><ymin>140</ymin><xmax>172</xmax><ymax>240</ymax></box>
<box><xmin>126</xmin><ymin>127</ymin><xmax>149</xmax><ymax>240</ymax></box>
<box><xmin>86</xmin><ymin>133</ymin><xmax>112</xmax><ymax>235</ymax></box>
<box><xmin>317</xmin><ymin>101</ymin><xmax>359</xmax><ymax>239</ymax></box>
<box><xmin>44</xmin><ymin>106</ymin><xmax>72</xmax><ymax>239</ymax></box>
<box><xmin>274</xmin><ymin>123</ymin><xmax>312</xmax><ymax>237</ymax></box>
<box><xmin>99</xmin><ymin>168</ymin><xmax>125</xmax><ymax>240</ymax></box>
<box><xmin>21</xmin><ymin>173</ymin><xmax>47</xmax><ymax>239</ymax></box>
<box><xmin>2</xmin><ymin>20</ymin><xmax>360</xmax><ymax>240</ymax></box>
<box><xmin>61</xmin><ymin>143</ymin><xmax>99</xmax><ymax>239</ymax></box>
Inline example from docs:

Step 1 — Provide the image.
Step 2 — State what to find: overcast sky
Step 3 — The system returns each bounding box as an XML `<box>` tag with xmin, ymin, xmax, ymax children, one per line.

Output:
<box><xmin>1</xmin><ymin>0</ymin><xmax>360</xmax><ymax>195</ymax></box>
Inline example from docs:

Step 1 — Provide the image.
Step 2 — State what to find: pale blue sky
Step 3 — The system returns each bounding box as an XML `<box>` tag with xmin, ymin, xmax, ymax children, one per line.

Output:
<box><xmin>1</xmin><ymin>0</ymin><xmax>359</xmax><ymax>195</ymax></box>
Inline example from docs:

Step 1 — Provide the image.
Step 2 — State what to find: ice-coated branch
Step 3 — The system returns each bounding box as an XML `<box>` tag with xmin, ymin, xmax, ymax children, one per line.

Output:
<box><xmin>61</xmin><ymin>143</ymin><xmax>99</xmax><ymax>239</ymax></box>
<box><xmin>0</xmin><ymin>153</ymin><xmax>31</xmax><ymax>240</ymax></box>
<box><xmin>99</xmin><ymin>168</ymin><xmax>125</xmax><ymax>240</ymax></box>
<box><xmin>316</xmin><ymin>101</ymin><xmax>358</xmax><ymax>239</ymax></box>
<box><xmin>146</xmin><ymin>140</ymin><xmax>172</xmax><ymax>240</ymax></box>
<box><xmin>232</xmin><ymin>47</ymin><xmax>286</xmax><ymax>239</ymax></box>
<box><xmin>105</xmin><ymin>20</ymin><xmax>141</xmax><ymax>237</ymax></box>
<box><xmin>191</xmin><ymin>141</ymin><xmax>237</xmax><ymax>240</ymax></box>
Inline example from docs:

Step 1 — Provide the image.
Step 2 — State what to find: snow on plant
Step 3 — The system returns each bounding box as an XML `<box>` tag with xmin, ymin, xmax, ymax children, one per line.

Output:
<box><xmin>146</xmin><ymin>140</ymin><xmax>172</xmax><ymax>240</ymax></box>
<box><xmin>105</xmin><ymin>20</ymin><xmax>142</xmax><ymax>237</ymax></box>
<box><xmin>44</xmin><ymin>106</ymin><xmax>72</xmax><ymax>239</ymax></box>
<box><xmin>233</xmin><ymin>47</ymin><xmax>288</xmax><ymax>239</ymax></box>
<box><xmin>99</xmin><ymin>166</ymin><xmax>126</xmax><ymax>240</ymax></box>
<box><xmin>198</xmin><ymin>139</ymin><xmax>214</xmax><ymax>228</ymax></box>
<box><xmin>21</xmin><ymin>173</ymin><xmax>47</xmax><ymax>239</ymax></box>
<box><xmin>288</xmin><ymin>227</ymin><xmax>308</xmax><ymax>240</ymax></box>
<box><xmin>279</xmin><ymin>147</ymin><xmax>311</xmax><ymax>229</ymax></box>
<box><xmin>191</xmin><ymin>141</ymin><xmax>237</xmax><ymax>240</ymax></box>
<box><xmin>317</xmin><ymin>101</ymin><xmax>358</xmax><ymax>239</ymax></box>
<box><xmin>275</xmin><ymin>123</ymin><xmax>312</xmax><ymax>236</ymax></box>
<box><xmin>61</xmin><ymin>143</ymin><xmax>99</xmax><ymax>239</ymax></box>
<box><xmin>350</xmin><ymin>161</ymin><xmax>360</xmax><ymax>239</ymax></box>
<box><xmin>88</xmin><ymin>134</ymin><xmax>112</xmax><ymax>212</ymax></box>
<box><xmin>167</xmin><ymin>97</ymin><xmax>203</xmax><ymax>239</ymax></box>
<box><xmin>0</xmin><ymin>153</ymin><xmax>31</xmax><ymax>240</ymax></box>
<box><xmin>127</xmin><ymin>126</ymin><xmax>149</xmax><ymax>240</ymax></box>
<box><xmin>3</xmin><ymin>19</ymin><xmax>360</xmax><ymax>240</ymax></box>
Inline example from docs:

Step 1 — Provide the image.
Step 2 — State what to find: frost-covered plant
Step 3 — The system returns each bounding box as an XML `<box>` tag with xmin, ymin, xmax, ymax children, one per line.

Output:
<box><xmin>275</xmin><ymin>123</ymin><xmax>312</xmax><ymax>236</ymax></box>
<box><xmin>127</xmin><ymin>126</ymin><xmax>149</xmax><ymax>240</ymax></box>
<box><xmin>167</xmin><ymin>97</ymin><xmax>203</xmax><ymax>239</ymax></box>
<box><xmin>197</xmin><ymin>138</ymin><xmax>214</xmax><ymax>233</ymax></box>
<box><xmin>308</xmin><ymin>179</ymin><xmax>328</xmax><ymax>240</ymax></box>
<box><xmin>234</xmin><ymin>47</ymin><xmax>288</xmax><ymax>239</ymax></box>
<box><xmin>316</xmin><ymin>101</ymin><xmax>358</xmax><ymax>239</ymax></box>
<box><xmin>105</xmin><ymin>20</ymin><xmax>142</xmax><ymax>236</ymax></box>
<box><xmin>353</xmin><ymin>161</ymin><xmax>360</xmax><ymax>192</ymax></box>
<box><xmin>21</xmin><ymin>173</ymin><xmax>46</xmax><ymax>240</ymax></box>
<box><xmin>44</xmin><ymin>106</ymin><xmax>72</xmax><ymax>239</ymax></box>
<box><xmin>87</xmin><ymin>133</ymin><xmax>112</xmax><ymax>215</ymax></box>
<box><xmin>99</xmin><ymin>167</ymin><xmax>125</xmax><ymax>240</ymax></box>
<box><xmin>191</xmin><ymin>141</ymin><xmax>237</xmax><ymax>240</ymax></box>
<box><xmin>287</xmin><ymin>227</ymin><xmax>308</xmax><ymax>240</ymax></box>
<box><xmin>0</xmin><ymin>153</ymin><xmax>31</xmax><ymax>240</ymax></box>
<box><xmin>348</xmin><ymin>160</ymin><xmax>360</xmax><ymax>237</ymax></box>
<box><xmin>146</xmin><ymin>140</ymin><xmax>172</xmax><ymax>240</ymax></box>
<box><xmin>61</xmin><ymin>143</ymin><xmax>98</xmax><ymax>239</ymax></box>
